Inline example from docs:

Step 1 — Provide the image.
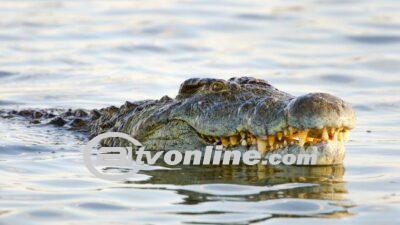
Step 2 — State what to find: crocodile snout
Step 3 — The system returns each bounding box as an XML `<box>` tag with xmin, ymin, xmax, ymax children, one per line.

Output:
<box><xmin>287</xmin><ymin>93</ymin><xmax>356</xmax><ymax>130</ymax></box>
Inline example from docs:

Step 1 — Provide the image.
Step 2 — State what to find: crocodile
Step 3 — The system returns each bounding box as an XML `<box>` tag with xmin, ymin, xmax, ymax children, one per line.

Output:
<box><xmin>2</xmin><ymin>77</ymin><xmax>355</xmax><ymax>165</ymax></box>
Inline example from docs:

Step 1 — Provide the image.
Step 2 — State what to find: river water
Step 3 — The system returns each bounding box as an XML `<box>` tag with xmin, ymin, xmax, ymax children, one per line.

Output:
<box><xmin>0</xmin><ymin>1</ymin><xmax>399</xmax><ymax>224</ymax></box>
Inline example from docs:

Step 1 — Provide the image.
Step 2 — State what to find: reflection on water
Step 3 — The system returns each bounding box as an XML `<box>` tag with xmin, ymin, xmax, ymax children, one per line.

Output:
<box><xmin>139</xmin><ymin>166</ymin><xmax>351</xmax><ymax>224</ymax></box>
<box><xmin>140</xmin><ymin>164</ymin><xmax>347</xmax><ymax>200</ymax></box>
<box><xmin>1</xmin><ymin>0</ymin><xmax>400</xmax><ymax>224</ymax></box>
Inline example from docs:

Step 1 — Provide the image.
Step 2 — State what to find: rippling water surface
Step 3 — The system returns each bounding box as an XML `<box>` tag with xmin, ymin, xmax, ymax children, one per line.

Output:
<box><xmin>1</xmin><ymin>1</ymin><xmax>400</xmax><ymax>224</ymax></box>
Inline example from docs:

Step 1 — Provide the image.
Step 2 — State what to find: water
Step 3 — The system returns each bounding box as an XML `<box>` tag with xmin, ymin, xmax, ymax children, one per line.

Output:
<box><xmin>1</xmin><ymin>0</ymin><xmax>400</xmax><ymax>224</ymax></box>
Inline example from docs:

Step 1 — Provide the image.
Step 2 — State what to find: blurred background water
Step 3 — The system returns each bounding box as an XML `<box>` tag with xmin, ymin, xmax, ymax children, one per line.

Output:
<box><xmin>0</xmin><ymin>0</ymin><xmax>400</xmax><ymax>224</ymax></box>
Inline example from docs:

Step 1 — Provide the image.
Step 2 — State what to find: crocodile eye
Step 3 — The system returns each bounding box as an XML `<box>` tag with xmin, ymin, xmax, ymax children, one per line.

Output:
<box><xmin>210</xmin><ymin>82</ymin><xmax>225</xmax><ymax>92</ymax></box>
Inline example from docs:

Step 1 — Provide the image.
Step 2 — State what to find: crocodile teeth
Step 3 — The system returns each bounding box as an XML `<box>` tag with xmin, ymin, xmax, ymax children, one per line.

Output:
<box><xmin>199</xmin><ymin>126</ymin><xmax>350</xmax><ymax>150</ymax></box>
<box><xmin>277</xmin><ymin>132</ymin><xmax>283</xmax><ymax>141</ymax></box>
<box><xmin>257</xmin><ymin>138</ymin><xmax>268</xmax><ymax>154</ymax></box>
<box><xmin>298</xmin><ymin>129</ymin><xmax>309</xmax><ymax>147</ymax></box>
<box><xmin>344</xmin><ymin>130</ymin><xmax>349</xmax><ymax>141</ymax></box>
<box><xmin>338</xmin><ymin>132</ymin><xmax>344</xmax><ymax>142</ymax></box>
<box><xmin>321</xmin><ymin>127</ymin><xmax>329</xmax><ymax>141</ymax></box>
<box><xmin>229</xmin><ymin>136</ymin><xmax>238</xmax><ymax>146</ymax></box>
<box><xmin>247</xmin><ymin>136</ymin><xmax>257</xmax><ymax>145</ymax></box>
<box><xmin>221</xmin><ymin>137</ymin><xmax>229</xmax><ymax>147</ymax></box>
<box><xmin>250</xmin><ymin>136</ymin><xmax>257</xmax><ymax>145</ymax></box>
<box><xmin>267</xmin><ymin>135</ymin><xmax>275</xmax><ymax>147</ymax></box>
<box><xmin>332</xmin><ymin>132</ymin><xmax>338</xmax><ymax>141</ymax></box>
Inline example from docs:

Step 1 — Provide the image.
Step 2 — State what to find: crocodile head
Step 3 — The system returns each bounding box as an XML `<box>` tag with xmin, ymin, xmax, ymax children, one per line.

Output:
<box><xmin>96</xmin><ymin>77</ymin><xmax>355</xmax><ymax>165</ymax></box>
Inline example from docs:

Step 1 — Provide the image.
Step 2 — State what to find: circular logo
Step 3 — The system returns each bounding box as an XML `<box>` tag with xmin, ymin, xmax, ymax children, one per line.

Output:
<box><xmin>83</xmin><ymin>132</ymin><xmax>143</xmax><ymax>181</ymax></box>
